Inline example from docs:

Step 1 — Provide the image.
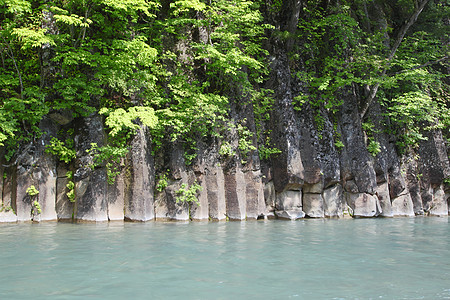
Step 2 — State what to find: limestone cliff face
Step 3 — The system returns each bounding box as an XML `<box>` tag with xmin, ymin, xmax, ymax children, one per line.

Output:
<box><xmin>0</xmin><ymin>1</ymin><xmax>448</xmax><ymax>223</ymax></box>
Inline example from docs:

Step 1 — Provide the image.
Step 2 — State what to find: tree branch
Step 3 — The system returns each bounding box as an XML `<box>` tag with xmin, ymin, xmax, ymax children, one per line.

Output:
<box><xmin>74</xmin><ymin>7</ymin><xmax>90</xmax><ymax>48</ymax></box>
<box><xmin>360</xmin><ymin>0</ymin><xmax>430</xmax><ymax>119</ymax></box>
<box><xmin>0</xmin><ymin>33</ymin><xmax>23</xmax><ymax>99</ymax></box>
<box><xmin>387</xmin><ymin>55</ymin><xmax>449</xmax><ymax>76</ymax></box>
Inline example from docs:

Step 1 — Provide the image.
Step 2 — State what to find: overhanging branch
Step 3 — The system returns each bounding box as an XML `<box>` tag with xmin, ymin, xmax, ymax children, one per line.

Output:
<box><xmin>387</xmin><ymin>55</ymin><xmax>449</xmax><ymax>76</ymax></box>
<box><xmin>360</xmin><ymin>0</ymin><xmax>431</xmax><ymax>119</ymax></box>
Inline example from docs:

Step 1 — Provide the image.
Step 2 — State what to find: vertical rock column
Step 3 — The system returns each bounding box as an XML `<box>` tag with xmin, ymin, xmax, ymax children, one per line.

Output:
<box><xmin>124</xmin><ymin>126</ymin><xmax>154</xmax><ymax>221</ymax></box>
<box><xmin>404</xmin><ymin>154</ymin><xmax>423</xmax><ymax>215</ymax></box>
<box><xmin>189</xmin><ymin>146</ymin><xmax>211</xmax><ymax>221</ymax></box>
<box><xmin>376</xmin><ymin>181</ymin><xmax>393</xmax><ymax>217</ymax></box>
<box><xmin>417</xmin><ymin>130</ymin><xmax>450</xmax><ymax>216</ymax></box>
<box><xmin>0</xmin><ymin>161</ymin><xmax>18</xmax><ymax>222</ymax></box>
<box><xmin>55</xmin><ymin>164</ymin><xmax>74</xmax><ymax>220</ymax></box>
<box><xmin>155</xmin><ymin>143</ymin><xmax>189</xmax><ymax>221</ymax></box>
<box><xmin>244</xmin><ymin>168</ymin><xmax>266</xmax><ymax>219</ymax></box>
<box><xmin>339</xmin><ymin>87</ymin><xmax>380</xmax><ymax>217</ymax></box>
<box><xmin>206</xmin><ymin>164</ymin><xmax>227</xmax><ymax>220</ymax></box>
<box><xmin>15</xmin><ymin>160</ymin><xmax>34</xmax><ymax>222</ymax></box>
<box><xmin>303</xmin><ymin>183</ymin><xmax>324</xmax><ymax>218</ymax></box>
<box><xmin>368</xmin><ymin>102</ymin><xmax>415</xmax><ymax>217</ymax></box>
<box><xmin>190</xmin><ymin>175</ymin><xmax>209</xmax><ymax>220</ymax></box>
<box><xmin>107</xmin><ymin>160</ymin><xmax>125</xmax><ymax>221</ymax></box>
<box><xmin>297</xmin><ymin>104</ymin><xmax>342</xmax><ymax>218</ymax></box>
<box><xmin>269</xmin><ymin>53</ymin><xmax>306</xmax><ymax>220</ymax></box>
<box><xmin>15</xmin><ymin>118</ymin><xmax>58</xmax><ymax>222</ymax></box>
<box><xmin>73</xmin><ymin>115</ymin><xmax>108</xmax><ymax>222</ymax></box>
<box><xmin>224</xmin><ymin>165</ymin><xmax>247</xmax><ymax>220</ymax></box>
<box><xmin>388</xmin><ymin>165</ymin><xmax>415</xmax><ymax>217</ymax></box>
<box><xmin>36</xmin><ymin>155</ymin><xmax>58</xmax><ymax>221</ymax></box>
<box><xmin>323</xmin><ymin>184</ymin><xmax>344</xmax><ymax>218</ymax></box>
<box><xmin>222</xmin><ymin>138</ymin><xmax>265</xmax><ymax>220</ymax></box>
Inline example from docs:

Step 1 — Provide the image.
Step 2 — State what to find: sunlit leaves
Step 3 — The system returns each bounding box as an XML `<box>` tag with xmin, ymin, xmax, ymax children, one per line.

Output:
<box><xmin>100</xmin><ymin>106</ymin><xmax>158</xmax><ymax>138</ymax></box>
<box><xmin>116</xmin><ymin>37</ymin><xmax>158</xmax><ymax>68</ymax></box>
<box><xmin>165</xmin><ymin>0</ymin><xmax>269</xmax><ymax>90</ymax></box>
<box><xmin>387</xmin><ymin>91</ymin><xmax>438</xmax><ymax>127</ymax></box>
<box><xmin>170</xmin><ymin>0</ymin><xmax>206</xmax><ymax>16</ymax></box>
<box><xmin>1</xmin><ymin>0</ymin><xmax>31</xmax><ymax>14</ymax></box>
<box><xmin>12</xmin><ymin>27</ymin><xmax>55</xmax><ymax>49</ymax></box>
<box><xmin>53</xmin><ymin>14</ymin><xmax>92</xmax><ymax>27</ymax></box>
<box><xmin>99</xmin><ymin>0</ymin><xmax>160</xmax><ymax>19</ymax></box>
<box><xmin>0</xmin><ymin>107</ymin><xmax>18</xmax><ymax>146</ymax></box>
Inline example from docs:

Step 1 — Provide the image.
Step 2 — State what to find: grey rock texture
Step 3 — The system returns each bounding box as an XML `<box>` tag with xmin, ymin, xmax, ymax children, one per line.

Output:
<box><xmin>0</xmin><ymin>1</ymin><xmax>448</xmax><ymax>222</ymax></box>
<box><xmin>323</xmin><ymin>185</ymin><xmax>344</xmax><ymax>218</ymax></box>
<box><xmin>55</xmin><ymin>165</ymin><xmax>74</xmax><ymax>220</ymax></box>
<box><xmin>1</xmin><ymin>107</ymin><xmax>447</xmax><ymax>223</ymax></box>
<box><xmin>107</xmin><ymin>164</ymin><xmax>125</xmax><ymax>221</ymax></box>
<box><xmin>124</xmin><ymin>126</ymin><xmax>154</xmax><ymax>221</ymax></box>
<box><xmin>73</xmin><ymin>114</ymin><xmax>108</xmax><ymax>222</ymax></box>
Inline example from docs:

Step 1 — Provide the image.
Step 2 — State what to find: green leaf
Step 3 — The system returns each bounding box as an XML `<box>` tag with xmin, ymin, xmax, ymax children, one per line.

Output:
<box><xmin>12</xmin><ymin>28</ymin><xmax>55</xmax><ymax>49</ymax></box>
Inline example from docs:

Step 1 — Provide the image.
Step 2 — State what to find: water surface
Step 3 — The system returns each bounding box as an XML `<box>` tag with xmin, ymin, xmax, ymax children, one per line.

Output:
<box><xmin>1</xmin><ymin>218</ymin><xmax>449</xmax><ymax>299</ymax></box>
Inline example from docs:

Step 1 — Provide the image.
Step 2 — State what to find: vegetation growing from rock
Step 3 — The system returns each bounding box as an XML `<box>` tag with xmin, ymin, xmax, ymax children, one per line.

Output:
<box><xmin>0</xmin><ymin>0</ymin><xmax>448</xmax><ymax>218</ymax></box>
<box><xmin>0</xmin><ymin>0</ymin><xmax>447</xmax><ymax>161</ymax></box>
<box><xmin>176</xmin><ymin>182</ymin><xmax>202</xmax><ymax>206</ymax></box>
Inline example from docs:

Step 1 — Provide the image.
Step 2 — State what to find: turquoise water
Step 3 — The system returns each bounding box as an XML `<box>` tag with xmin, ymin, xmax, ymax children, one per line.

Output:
<box><xmin>0</xmin><ymin>218</ymin><xmax>449</xmax><ymax>299</ymax></box>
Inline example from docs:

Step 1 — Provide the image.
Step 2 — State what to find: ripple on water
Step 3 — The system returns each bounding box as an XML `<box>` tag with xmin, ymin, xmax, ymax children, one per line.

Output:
<box><xmin>0</xmin><ymin>218</ymin><xmax>449</xmax><ymax>299</ymax></box>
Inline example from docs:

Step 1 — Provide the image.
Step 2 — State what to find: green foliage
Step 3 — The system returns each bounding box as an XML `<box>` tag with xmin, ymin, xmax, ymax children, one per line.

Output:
<box><xmin>219</xmin><ymin>141</ymin><xmax>235</xmax><ymax>157</ymax></box>
<box><xmin>294</xmin><ymin>4</ymin><xmax>362</xmax><ymax>112</ymax></box>
<box><xmin>383</xmin><ymin>91</ymin><xmax>441</xmax><ymax>152</ymax></box>
<box><xmin>237</xmin><ymin>120</ymin><xmax>257</xmax><ymax>163</ymax></box>
<box><xmin>362</xmin><ymin>120</ymin><xmax>381</xmax><ymax>157</ymax></box>
<box><xmin>155</xmin><ymin>171</ymin><xmax>169</xmax><ymax>192</ymax></box>
<box><xmin>65</xmin><ymin>173</ymin><xmax>75</xmax><ymax>202</ymax></box>
<box><xmin>252</xmin><ymin>89</ymin><xmax>274</xmax><ymax>124</ymax></box>
<box><xmin>293</xmin><ymin>94</ymin><xmax>308</xmax><ymax>111</ymax></box>
<box><xmin>0</xmin><ymin>0</ymin><xmax>272</xmax><ymax>169</ymax></box>
<box><xmin>183</xmin><ymin>150</ymin><xmax>198</xmax><ymax>166</ymax></box>
<box><xmin>252</xmin><ymin>89</ymin><xmax>281</xmax><ymax>160</ymax></box>
<box><xmin>66</xmin><ymin>189</ymin><xmax>75</xmax><ymax>202</ymax></box>
<box><xmin>333</xmin><ymin>121</ymin><xmax>344</xmax><ymax>151</ymax></box>
<box><xmin>0</xmin><ymin>0</ymin><xmax>447</xmax><ymax>186</ymax></box>
<box><xmin>258</xmin><ymin>143</ymin><xmax>282</xmax><ymax>161</ymax></box>
<box><xmin>379</xmin><ymin>25</ymin><xmax>449</xmax><ymax>152</ymax></box>
<box><xmin>26</xmin><ymin>185</ymin><xmax>39</xmax><ymax>197</ymax></box>
<box><xmin>0</xmin><ymin>108</ymin><xmax>18</xmax><ymax>146</ymax></box>
<box><xmin>334</xmin><ymin>140</ymin><xmax>345</xmax><ymax>150</ymax></box>
<box><xmin>0</xmin><ymin>204</ymin><xmax>14</xmax><ymax>214</ymax></box>
<box><xmin>100</xmin><ymin>106</ymin><xmax>158</xmax><ymax>143</ymax></box>
<box><xmin>149</xmin><ymin>80</ymin><xmax>228</xmax><ymax>157</ymax></box>
<box><xmin>45</xmin><ymin>137</ymin><xmax>76</xmax><ymax>164</ymax></box>
<box><xmin>314</xmin><ymin>113</ymin><xmax>325</xmax><ymax>139</ymax></box>
<box><xmin>176</xmin><ymin>181</ymin><xmax>202</xmax><ymax>206</ymax></box>
<box><xmin>32</xmin><ymin>200</ymin><xmax>41</xmax><ymax>214</ymax></box>
<box><xmin>444</xmin><ymin>177</ymin><xmax>450</xmax><ymax>186</ymax></box>
<box><xmin>187</xmin><ymin>0</ymin><xmax>270</xmax><ymax>87</ymax></box>
<box><xmin>218</xmin><ymin>119</ymin><xmax>270</xmax><ymax>162</ymax></box>
<box><xmin>367</xmin><ymin>140</ymin><xmax>381</xmax><ymax>157</ymax></box>
<box><xmin>362</xmin><ymin>121</ymin><xmax>375</xmax><ymax>133</ymax></box>
<box><xmin>291</xmin><ymin>0</ymin><xmax>448</xmax><ymax>158</ymax></box>
<box><xmin>12</xmin><ymin>27</ymin><xmax>55</xmax><ymax>50</ymax></box>
<box><xmin>86</xmin><ymin>143</ymin><xmax>128</xmax><ymax>184</ymax></box>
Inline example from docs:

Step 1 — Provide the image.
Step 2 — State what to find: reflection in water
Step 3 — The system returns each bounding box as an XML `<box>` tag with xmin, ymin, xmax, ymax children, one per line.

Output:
<box><xmin>0</xmin><ymin>217</ymin><xmax>449</xmax><ymax>299</ymax></box>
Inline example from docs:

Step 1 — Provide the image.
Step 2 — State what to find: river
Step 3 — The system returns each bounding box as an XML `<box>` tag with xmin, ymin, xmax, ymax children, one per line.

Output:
<box><xmin>0</xmin><ymin>217</ymin><xmax>449</xmax><ymax>299</ymax></box>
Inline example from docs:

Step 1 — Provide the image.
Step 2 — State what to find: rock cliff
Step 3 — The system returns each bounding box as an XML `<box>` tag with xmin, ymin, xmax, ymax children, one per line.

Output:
<box><xmin>1</xmin><ymin>75</ymin><xmax>447</xmax><ymax>223</ymax></box>
<box><xmin>0</xmin><ymin>0</ymin><xmax>448</xmax><ymax>222</ymax></box>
